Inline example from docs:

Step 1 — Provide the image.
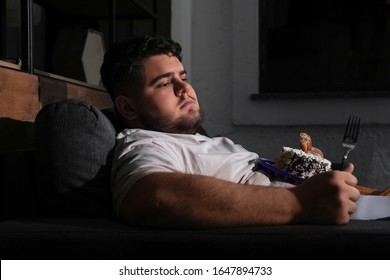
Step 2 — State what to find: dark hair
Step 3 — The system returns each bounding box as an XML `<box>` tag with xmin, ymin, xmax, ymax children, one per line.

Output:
<box><xmin>100</xmin><ymin>35</ymin><xmax>182</xmax><ymax>99</ymax></box>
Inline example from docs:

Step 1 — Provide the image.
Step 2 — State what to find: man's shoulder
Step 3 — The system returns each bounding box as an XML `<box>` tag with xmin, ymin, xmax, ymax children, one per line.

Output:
<box><xmin>117</xmin><ymin>128</ymin><xmax>209</xmax><ymax>141</ymax></box>
<box><xmin>114</xmin><ymin>129</ymin><xmax>214</xmax><ymax>158</ymax></box>
<box><xmin>117</xmin><ymin>128</ymin><xmax>158</xmax><ymax>139</ymax></box>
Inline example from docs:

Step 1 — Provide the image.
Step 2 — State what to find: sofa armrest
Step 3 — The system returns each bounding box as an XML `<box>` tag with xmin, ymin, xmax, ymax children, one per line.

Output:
<box><xmin>0</xmin><ymin>149</ymin><xmax>39</xmax><ymax>220</ymax></box>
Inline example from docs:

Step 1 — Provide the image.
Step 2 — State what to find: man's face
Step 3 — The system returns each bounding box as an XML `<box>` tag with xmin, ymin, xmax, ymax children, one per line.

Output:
<box><xmin>132</xmin><ymin>54</ymin><xmax>204</xmax><ymax>134</ymax></box>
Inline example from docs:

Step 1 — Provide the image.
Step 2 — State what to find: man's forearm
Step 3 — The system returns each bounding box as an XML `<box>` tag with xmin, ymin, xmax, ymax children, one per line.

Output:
<box><xmin>119</xmin><ymin>172</ymin><xmax>299</xmax><ymax>228</ymax></box>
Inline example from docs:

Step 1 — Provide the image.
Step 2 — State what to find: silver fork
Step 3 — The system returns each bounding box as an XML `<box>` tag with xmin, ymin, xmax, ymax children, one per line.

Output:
<box><xmin>340</xmin><ymin>115</ymin><xmax>360</xmax><ymax>170</ymax></box>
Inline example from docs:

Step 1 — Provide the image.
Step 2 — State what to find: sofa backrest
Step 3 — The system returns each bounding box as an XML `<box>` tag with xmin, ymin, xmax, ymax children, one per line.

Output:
<box><xmin>34</xmin><ymin>99</ymin><xmax>122</xmax><ymax>218</ymax></box>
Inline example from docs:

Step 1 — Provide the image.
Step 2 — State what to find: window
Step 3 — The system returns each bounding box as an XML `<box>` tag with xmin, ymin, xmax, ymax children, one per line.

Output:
<box><xmin>232</xmin><ymin>0</ymin><xmax>390</xmax><ymax>126</ymax></box>
<box><xmin>254</xmin><ymin>0</ymin><xmax>390</xmax><ymax>99</ymax></box>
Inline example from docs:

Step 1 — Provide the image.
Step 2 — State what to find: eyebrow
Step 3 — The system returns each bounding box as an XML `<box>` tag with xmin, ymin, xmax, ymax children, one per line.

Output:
<box><xmin>149</xmin><ymin>69</ymin><xmax>187</xmax><ymax>86</ymax></box>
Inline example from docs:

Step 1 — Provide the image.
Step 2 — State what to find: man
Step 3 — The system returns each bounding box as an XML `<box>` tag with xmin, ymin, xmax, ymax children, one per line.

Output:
<box><xmin>100</xmin><ymin>35</ymin><xmax>360</xmax><ymax>228</ymax></box>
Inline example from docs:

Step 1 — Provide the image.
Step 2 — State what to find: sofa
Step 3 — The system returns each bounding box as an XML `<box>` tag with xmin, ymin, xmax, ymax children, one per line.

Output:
<box><xmin>1</xmin><ymin>99</ymin><xmax>390</xmax><ymax>260</ymax></box>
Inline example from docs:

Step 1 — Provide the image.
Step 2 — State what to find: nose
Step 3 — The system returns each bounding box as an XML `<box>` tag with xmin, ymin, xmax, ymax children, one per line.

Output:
<box><xmin>174</xmin><ymin>79</ymin><xmax>190</xmax><ymax>97</ymax></box>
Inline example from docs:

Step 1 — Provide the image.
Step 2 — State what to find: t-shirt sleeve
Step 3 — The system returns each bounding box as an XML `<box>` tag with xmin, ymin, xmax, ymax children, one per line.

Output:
<box><xmin>111</xmin><ymin>137</ymin><xmax>182</xmax><ymax>216</ymax></box>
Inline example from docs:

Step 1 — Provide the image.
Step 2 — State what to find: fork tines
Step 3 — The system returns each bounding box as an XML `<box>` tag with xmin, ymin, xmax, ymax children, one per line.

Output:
<box><xmin>343</xmin><ymin>115</ymin><xmax>360</xmax><ymax>143</ymax></box>
<box><xmin>339</xmin><ymin>114</ymin><xmax>361</xmax><ymax>170</ymax></box>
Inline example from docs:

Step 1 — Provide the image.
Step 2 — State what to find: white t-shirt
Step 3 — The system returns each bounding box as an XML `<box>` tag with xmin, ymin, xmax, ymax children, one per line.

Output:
<box><xmin>111</xmin><ymin>128</ymin><xmax>292</xmax><ymax>216</ymax></box>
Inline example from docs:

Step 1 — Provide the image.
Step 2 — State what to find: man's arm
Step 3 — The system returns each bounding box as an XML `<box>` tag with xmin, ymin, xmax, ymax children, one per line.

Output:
<box><xmin>119</xmin><ymin>165</ymin><xmax>360</xmax><ymax>228</ymax></box>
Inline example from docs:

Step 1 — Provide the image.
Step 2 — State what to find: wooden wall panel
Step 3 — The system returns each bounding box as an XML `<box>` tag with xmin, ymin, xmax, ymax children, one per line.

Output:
<box><xmin>39</xmin><ymin>75</ymin><xmax>113</xmax><ymax>109</ymax></box>
<box><xmin>0</xmin><ymin>67</ymin><xmax>40</xmax><ymax>121</ymax></box>
<box><xmin>0</xmin><ymin>68</ymin><xmax>114</xmax><ymax>122</ymax></box>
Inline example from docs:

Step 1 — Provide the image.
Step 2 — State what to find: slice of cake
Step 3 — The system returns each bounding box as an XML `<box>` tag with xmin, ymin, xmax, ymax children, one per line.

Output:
<box><xmin>272</xmin><ymin>133</ymin><xmax>390</xmax><ymax>196</ymax></box>
<box><xmin>274</xmin><ymin>146</ymin><xmax>332</xmax><ymax>180</ymax></box>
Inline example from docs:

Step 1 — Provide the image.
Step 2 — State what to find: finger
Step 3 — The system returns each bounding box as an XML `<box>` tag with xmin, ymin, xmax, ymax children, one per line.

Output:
<box><xmin>339</xmin><ymin>167</ymin><xmax>358</xmax><ymax>186</ymax></box>
<box><xmin>308</xmin><ymin>147</ymin><xmax>324</xmax><ymax>157</ymax></box>
<box><xmin>343</xmin><ymin>162</ymin><xmax>354</xmax><ymax>173</ymax></box>
<box><xmin>349</xmin><ymin>186</ymin><xmax>361</xmax><ymax>202</ymax></box>
<box><xmin>348</xmin><ymin>201</ymin><xmax>357</xmax><ymax>216</ymax></box>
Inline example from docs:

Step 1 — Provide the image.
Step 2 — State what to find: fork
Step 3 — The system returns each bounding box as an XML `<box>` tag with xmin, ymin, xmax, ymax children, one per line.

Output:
<box><xmin>340</xmin><ymin>115</ymin><xmax>361</xmax><ymax>170</ymax></box>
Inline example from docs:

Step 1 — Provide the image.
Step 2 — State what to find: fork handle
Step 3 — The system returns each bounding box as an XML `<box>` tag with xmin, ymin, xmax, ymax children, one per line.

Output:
<box><xmin>340</xmin><ymin>150</ymin><xmax>351</xmax><ymax>171</ymax></box>
<box><xmin>340</xmin><ymin>152</ymin><xmax>349</xmax><ymax>170</ymax></box>
<box><xmin>339</xmin><ymin>158</ymin><xmax>346</xmax><ymax>171</ymax></box>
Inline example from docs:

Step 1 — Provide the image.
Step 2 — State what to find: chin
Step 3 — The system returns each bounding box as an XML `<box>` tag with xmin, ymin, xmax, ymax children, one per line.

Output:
<box><xmin>187</xmin><ymin>109</ymin><xmax>203</xmax><ymax>122</ymax></box>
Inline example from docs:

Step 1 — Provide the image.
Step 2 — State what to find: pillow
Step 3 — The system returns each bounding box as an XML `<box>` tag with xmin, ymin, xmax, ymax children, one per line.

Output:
<box><xmin>34</xmin><ymin>99</ymin><xmax>117</xmax><ymax>218</ymax></box>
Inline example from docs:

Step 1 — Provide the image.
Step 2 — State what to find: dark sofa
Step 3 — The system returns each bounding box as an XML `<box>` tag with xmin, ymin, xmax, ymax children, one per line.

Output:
<box><xmin>1</xmin><ymin>99</ymin><xmax>390</xmax><ymax>260</ymax></box>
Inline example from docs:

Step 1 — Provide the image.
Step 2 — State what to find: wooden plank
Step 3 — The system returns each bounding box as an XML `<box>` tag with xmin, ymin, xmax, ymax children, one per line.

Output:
<box><xmin>34</xmin><ymin>69</ymin><xmax>104</xmax><ymax>90</ymax></box>
<box><xmin>0</xmin><ymin>67</ymin><xmax>40</xmax><ymax>121</ymax></box>
<box><xmin>0</xmin><ymin>67</ymin><xmax>38</xmax><ymax>153</ymax></box>
<box><xmin>39</xmin><ymin>75</ymin><xmax>113</xmax><ymax>109</ymax></box>
<box><xmin>0</xmin><ymin>59</ymin><xmax>22</xmax><ymax>70</ymax></box>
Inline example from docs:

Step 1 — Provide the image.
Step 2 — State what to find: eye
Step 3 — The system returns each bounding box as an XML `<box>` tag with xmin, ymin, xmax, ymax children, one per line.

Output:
<box><xmin>158</xmin><ymin>81</ymin><xmax>172</xmax><ymax>88</ymax></box>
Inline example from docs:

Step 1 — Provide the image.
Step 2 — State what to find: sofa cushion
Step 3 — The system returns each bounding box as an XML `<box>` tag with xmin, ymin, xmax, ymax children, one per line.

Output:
<box><xmin>34</xmin><ymin>99</ymin><xmax>117</xmax><ymax>218</ymax></box>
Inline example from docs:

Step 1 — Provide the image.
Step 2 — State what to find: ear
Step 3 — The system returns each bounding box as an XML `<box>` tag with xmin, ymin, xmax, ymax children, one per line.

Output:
<box><xmin>115</xmin><ymin>95</ymin><xmax>137</xmax><ymax>121</ymax></box>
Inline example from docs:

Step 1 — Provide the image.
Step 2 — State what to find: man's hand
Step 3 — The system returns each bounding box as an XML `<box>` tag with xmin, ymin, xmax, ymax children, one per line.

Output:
<box><xmin>290</xmin><ymin>163</ymin><xmax>360</xmax><ymax>224</ymax></box>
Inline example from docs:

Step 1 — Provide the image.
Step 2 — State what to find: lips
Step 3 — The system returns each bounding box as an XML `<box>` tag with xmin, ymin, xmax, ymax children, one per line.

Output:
<box><xmin>180</xmin><ymin>99</ymin><xmax>195</xmax><ymax>109</ymax></box>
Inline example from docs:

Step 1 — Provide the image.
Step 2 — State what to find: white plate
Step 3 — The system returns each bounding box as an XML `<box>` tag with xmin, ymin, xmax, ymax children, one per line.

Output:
<box><xmin>351</xmin><ymin>195</ymin><xmax>390</xmax><ymax>220</ymax></box>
